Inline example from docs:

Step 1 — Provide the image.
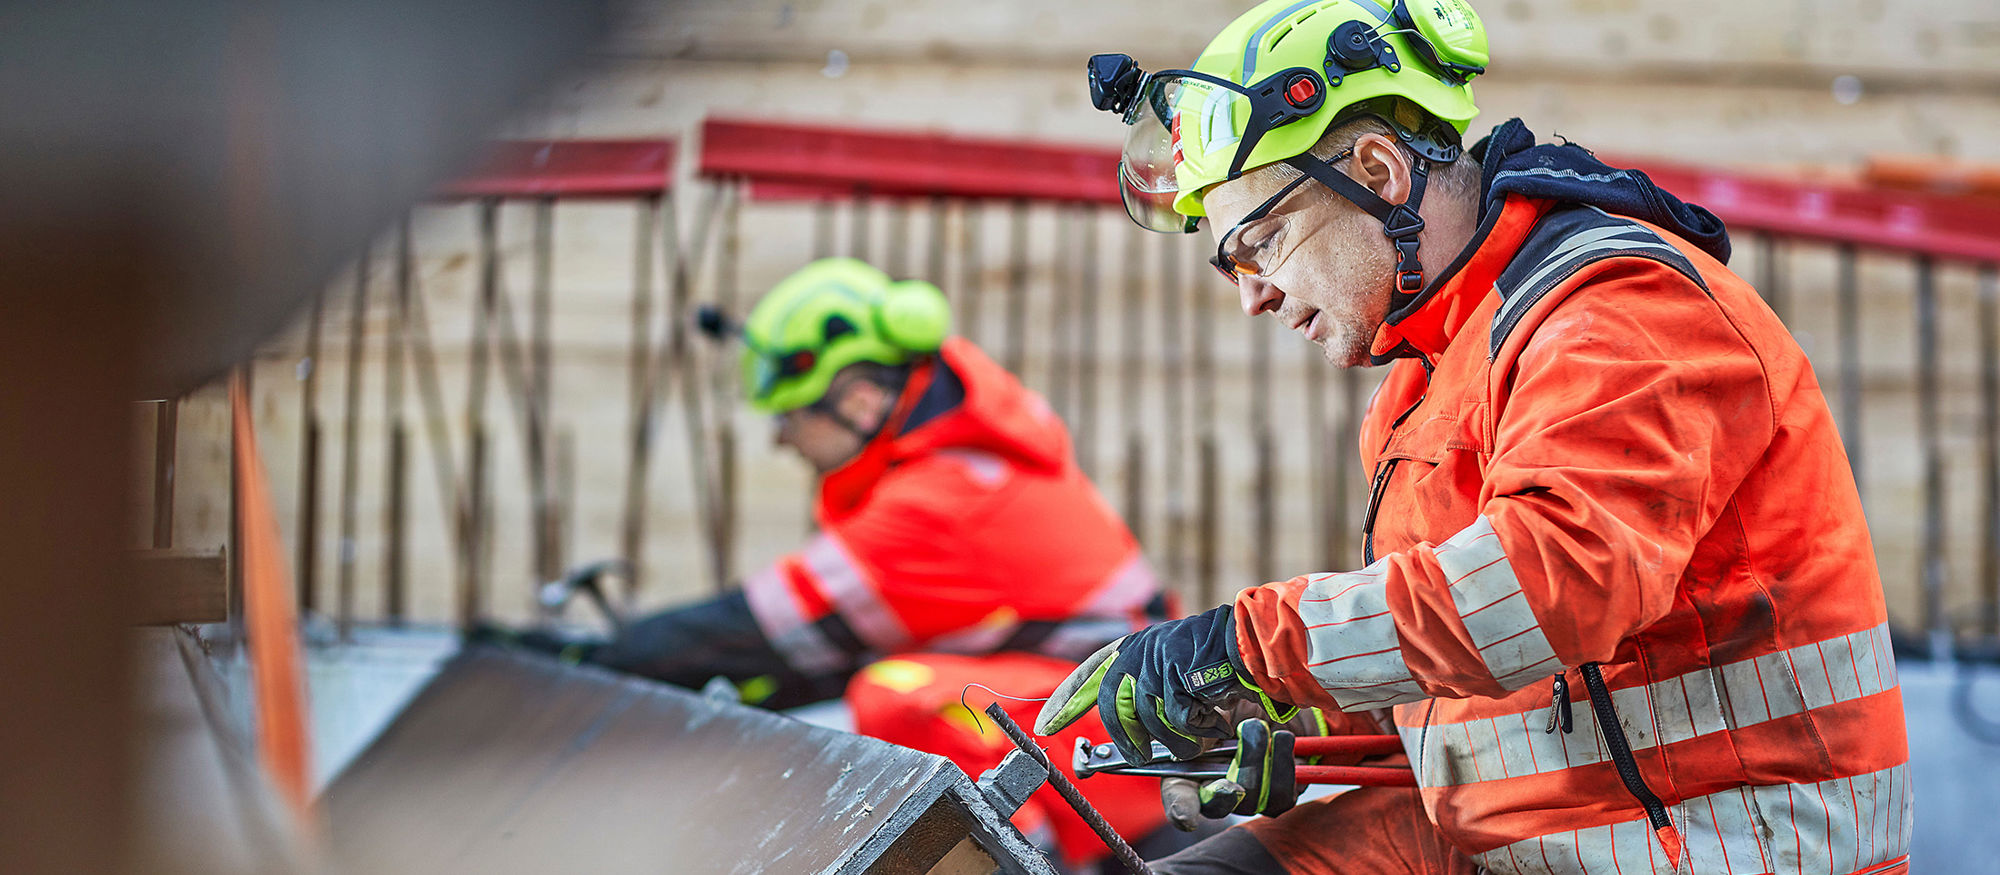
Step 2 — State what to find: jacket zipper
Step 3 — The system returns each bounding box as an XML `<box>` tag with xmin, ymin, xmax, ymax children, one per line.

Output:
<box><xmin>1361</xmin><ymin>359</ymin><xmax>1434</xmax><ymax>565</ymax></box>
<box><xmin>1577</xmin><ymin>662</ymin><xmax>1686</xmax><ymax>865</ymax></box>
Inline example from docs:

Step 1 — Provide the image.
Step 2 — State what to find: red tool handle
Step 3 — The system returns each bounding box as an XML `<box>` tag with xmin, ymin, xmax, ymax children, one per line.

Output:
<box><xmin>1296</xmin><ymin>765</ymin><xmax>1417</xmax><ymax>786</ymax></box>
<box><xmin>1292</xmin><ymin>734</ymin><xmax>1404</xmax><ymax>757</ymax></box>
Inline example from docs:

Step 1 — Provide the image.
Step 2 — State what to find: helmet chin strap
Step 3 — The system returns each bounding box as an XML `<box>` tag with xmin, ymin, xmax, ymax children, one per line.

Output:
<box><xmin>1281</xmin><ymin>150</ymin><xmax>1431</xmax><ymax>300</ymax></box>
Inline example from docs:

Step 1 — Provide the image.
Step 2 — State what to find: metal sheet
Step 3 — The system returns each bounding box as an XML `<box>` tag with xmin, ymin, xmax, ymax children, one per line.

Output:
<box><xmin>324</xmin><ymin>647</ymin><xmax>973</xmax><ymax>875</ymax></box>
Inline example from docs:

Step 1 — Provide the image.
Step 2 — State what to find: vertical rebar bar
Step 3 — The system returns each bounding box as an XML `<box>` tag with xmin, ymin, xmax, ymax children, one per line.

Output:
<box><xmin>926</xmin><ymin>195</ymin><xmax>949</xmax><ymax>289</ymax></box>
<box><xmin>620</xmin><ymin>197</ymin><xmax>660</xmax><ymax>604</ymax></box>
<box><xmin>460</xmin><ymin>199</ymin><xmax>500</xmax><ymax>630</ymax></box>
<box><xmin>152</xmin><ymin>398</ymin><xmax>178</xmax><ymax>550</ymax></box>
<box><xmin>296</xmin><ymin>291</ymin><xmax>324</xmax><ymax>614</ymax></box>
<box><xmin>335</xmin><ymin>246</ymin><xmax>370</xmax><ymax>638</ymax></box>
<box><xmin>713</xmin><ymin>184</ymin><xmax>744</xmax><ymax>589</ymax></box>
<box><xmin>1191</xmin><ymin>240</ymin><xmax>1219</xmax><ymax>607</ymax></box>
<box><xmin>382</xmin><ymin>217</ymin><xmax>413</xmax><ymax>625</ymax></box>
<box><xmin>529</xmin><ymin>198</ymin><xmax>558</xmax><ymax>593</ymax></box>
<box><xmin>1048</xmin><ymin>205</ymin><xmax>1074</xmax><ymax>420</ymax></box>
<box><xmin>1756</xmin><ymin>233</ymin><xmax>1786</xmax><ymax>325</ymax></box>
<box><xmin>1915</xmin><ymin>256</ymin><xmax>1948</xmax><ymax>658</ymax></box>
<box><xmin>1005</xmin><ymin>199</ymin><xmax>1030</xmax><ymax>375</ymax></box>
<box><xmin>850</xmin><ymin>190</ymin><xmax>871</xmax><ymax>261</ymax></box>
<box><xmin>1077</xmin><ymin>208</ymin><xmax>1101</xmax><ymax>479</ymax></box>
<box><xmin>960</xmin><ymin>203</ymin><xmax>985</xmax><ymax>345</ymax></box>
<box><xmin>1159</xmin><ymin>235</ymin><xmax>1188</xmax><ymax>591</ymax></box>
<box><xmin>1120</xmin><ymin>220</ymin><xmax>1147</xmax><ymax>544</ymax></box>
<box><xmin>1837</xmin><ymin>244</ymin><xmax>1864</xmax><ymax>493</ymax></box>
<box><xmin>404</xmin><ymin>275</ymin><xmax>462</xmax><ymax>548</ymax></box>
<box><xmin>1981</xmin><ymin>265</ymin><xmax>2000</xmax><ymax>639</ymax></box>
<box><xmin>885</xmin><ymin>200</ymin><xmax>911</xmax><ymax>277</ymax></box>
<box><xmin>813</xmin><ymin>199</ymin><xmax>836</xmax><ymax>260</ymax></box>
<box><xmin>229</xmin><ymin>365</ymin><xmax>250</xmax><ymax>646</ymax></box>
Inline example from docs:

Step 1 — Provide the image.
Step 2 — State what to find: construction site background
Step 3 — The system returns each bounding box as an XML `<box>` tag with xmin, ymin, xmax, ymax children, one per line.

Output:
<box><xmin>143</xmin><ymin>0</ymin><xmax>2000</xmax><ymax>638</ymax></box>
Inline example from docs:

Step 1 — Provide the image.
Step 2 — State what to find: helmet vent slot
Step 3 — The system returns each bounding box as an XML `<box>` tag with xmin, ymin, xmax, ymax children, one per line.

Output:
<box><xmin>1266</xmin><ymin>9</ymin><xmax>1317</xmax><ymax>50</ymax></box>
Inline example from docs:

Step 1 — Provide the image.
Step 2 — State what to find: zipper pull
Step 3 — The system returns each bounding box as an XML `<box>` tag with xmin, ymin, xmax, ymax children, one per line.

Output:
<box><xmin>1544</xmin><ymin>673</ymin><xmax>1573</xmax><ymax>735</ymax></box>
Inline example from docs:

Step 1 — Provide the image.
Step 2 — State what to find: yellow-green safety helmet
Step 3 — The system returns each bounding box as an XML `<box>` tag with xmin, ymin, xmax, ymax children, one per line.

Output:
<box><xmin>1089</xmin><ymin>0</ymin><xmax>1488</xmax><ymax>232</ymax></box>
<box><xmin>738</xmin><ymin>258</ymin><xmax>951</xmax><ymax>414</ymax></box>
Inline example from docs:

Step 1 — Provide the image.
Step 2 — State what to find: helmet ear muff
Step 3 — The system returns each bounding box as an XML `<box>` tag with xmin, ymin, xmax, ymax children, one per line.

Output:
<box><xmin>1391</xmin><ymin>0</ymin><xmax>1488</xmax><ymax>84</ymax></box>
<box><xmin>875</xmin><ymin>280</ymin><xmax>950</xmax><ymax>353</ymax></box>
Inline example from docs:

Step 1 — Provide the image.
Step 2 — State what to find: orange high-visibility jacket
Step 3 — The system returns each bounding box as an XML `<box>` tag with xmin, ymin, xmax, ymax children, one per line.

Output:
<box><xmin>1234</xmin><ymin>195</ymin><xmax>1912</xmax><ymax>875</ymax></box>
<box><xmin>743</xmin><ymin>337</ymin><xmax>1165</xmax><ymax>677</ymax></box>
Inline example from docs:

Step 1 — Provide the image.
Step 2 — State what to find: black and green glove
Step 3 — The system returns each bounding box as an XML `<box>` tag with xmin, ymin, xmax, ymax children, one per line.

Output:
<box><xmin>1034</xmin><ymin>605</ymin><xmax>1296</xmax><ymax>765</ymax></box>
<box><xmin>1158</xmin><ymin>718</ymin><xmax>1300</xmax><ymax>829</ymax></box>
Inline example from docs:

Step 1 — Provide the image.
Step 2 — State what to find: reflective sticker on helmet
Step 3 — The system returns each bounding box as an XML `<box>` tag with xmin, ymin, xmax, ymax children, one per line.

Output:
<box><xmin>1196</xmin><ymin>88</ymin><xmax>1241</xmax><ymax>159</ymax></box>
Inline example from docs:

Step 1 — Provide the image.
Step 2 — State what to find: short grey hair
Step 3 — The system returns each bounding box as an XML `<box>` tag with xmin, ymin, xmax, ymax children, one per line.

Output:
<box><xmin>1263</xmin><ymin>100</ymin><xmax>1480</xmax><ymax>204</ymax></box>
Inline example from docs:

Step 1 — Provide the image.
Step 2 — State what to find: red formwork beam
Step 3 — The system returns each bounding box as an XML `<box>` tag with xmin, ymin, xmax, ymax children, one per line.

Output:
<box><xmin>699</xmin><ymin>118</ymin><xmax>1120</xmax><ymax>204</ymax></box>
<box><xmin>696</xmin><ymin>118</ymin><xmax>2000</xmax><ymax>265</ymax></box>
<box><xmin>1635</xmin><ymin>158</ymin><xmax>2000</xmax><ymax>265</ymax></box>
<box><xmin>436</xmin><ymin>139</ymin><xmax>677</xmax><ymax>199</ymax></box>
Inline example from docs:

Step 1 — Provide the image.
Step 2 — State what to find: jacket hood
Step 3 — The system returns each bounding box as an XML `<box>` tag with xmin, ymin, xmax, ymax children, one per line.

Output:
<box><xmin>1372</xmin><ymin>118</ymin><xmax>1732</xmax><ymax>362</ymax></box>
<box><xmin>818</xmin><ymin>338</ymin><xmax>1068</xmax><ymax>518</ymax></box>
<box><xmin>1470</xmin><ymin>118</ymin><xmax>1731</xmax><ymax>264</ymax></box>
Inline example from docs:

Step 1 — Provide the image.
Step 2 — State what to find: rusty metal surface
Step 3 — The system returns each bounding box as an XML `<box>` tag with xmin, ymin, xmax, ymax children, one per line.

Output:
<box><xmin>324</xmin><ymin>646</ymin><xmax>974</xmax><ymax>874</ymax></box>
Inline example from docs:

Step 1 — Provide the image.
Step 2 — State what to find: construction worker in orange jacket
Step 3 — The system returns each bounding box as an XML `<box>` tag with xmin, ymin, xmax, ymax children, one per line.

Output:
<box><xmin>1038</xmin><ymin>2</ymin><xmax>1912</xmax><ymax>874</ymax></box>
<box><xmin>520</xmin><ymin>257</ymin><xmax>1175</xmax><ymax>868</ymax></box>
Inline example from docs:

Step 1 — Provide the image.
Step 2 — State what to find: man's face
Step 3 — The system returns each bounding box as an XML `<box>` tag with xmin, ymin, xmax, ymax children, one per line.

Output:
<box><xmin>775</xmin><ymin>404</ymin><xmax>865</xmax><ymax>475</ymax></box>
<box><xmin>1203</xmin><ymin>164</ymin><xmax>1394</xmax><ymax>368</ymax></box>
<box><xmin>772</xmin><ymin>374</ymin><xmax>893</xmax><ymax>475</ymax></box>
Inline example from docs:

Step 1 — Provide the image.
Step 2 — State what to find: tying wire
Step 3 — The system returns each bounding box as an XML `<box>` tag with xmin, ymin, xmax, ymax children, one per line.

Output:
<box><xmin>958</xmin><ymin>682</ymin><xmax>1050</xmax><ymax>737</ymax></box>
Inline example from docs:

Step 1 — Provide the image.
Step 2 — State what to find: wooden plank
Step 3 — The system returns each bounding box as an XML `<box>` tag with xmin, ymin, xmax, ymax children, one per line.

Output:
<box><xmin>127</xmin><ymin>549</ymin><xmax>228</xmax><ymax>626</ymax></box>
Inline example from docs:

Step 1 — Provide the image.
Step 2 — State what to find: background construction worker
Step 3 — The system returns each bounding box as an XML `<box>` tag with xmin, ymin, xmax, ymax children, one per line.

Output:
<box><xmin>511</xmin><ymin>257</ymin><xmax>1179</xmax><ymax>869</ymax></box>
<box><xmin>1038</xmin><ymin>1</ymin><xmax>1913</xmax><ymax>873</ymax></box>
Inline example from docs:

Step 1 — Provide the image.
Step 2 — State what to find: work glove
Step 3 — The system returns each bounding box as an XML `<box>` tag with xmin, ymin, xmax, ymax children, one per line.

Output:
<box><xmin>1034</xmin><ymin>605</ymin><xmax>1296</xmax><ymax>765</ymax></box>
<box><xmin>1159</xmin><ymin>718</ymin><xmax>1296</xmax><ymax>828</ymax></box>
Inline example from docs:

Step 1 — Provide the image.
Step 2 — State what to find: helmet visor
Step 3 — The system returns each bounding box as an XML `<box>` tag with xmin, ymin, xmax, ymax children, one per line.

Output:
<box><xmin>1117</xmin><ymin>72</ymin><xmax>1254</xmax><ymax>233</ymax></box>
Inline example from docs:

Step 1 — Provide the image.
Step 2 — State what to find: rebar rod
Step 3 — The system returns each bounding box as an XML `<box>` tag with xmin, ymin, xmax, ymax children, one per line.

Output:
<box><xmin>983</xmin><ymin>704</ymin><xmax>1152</xmax><ymax>875</ymax></box>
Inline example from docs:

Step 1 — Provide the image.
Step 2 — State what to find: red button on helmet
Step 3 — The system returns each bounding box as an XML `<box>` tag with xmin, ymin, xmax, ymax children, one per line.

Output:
<box><xmin>1285</xmin><ymin>76</ymin><xmax>1318</xmax><ymax>107</ymax></box>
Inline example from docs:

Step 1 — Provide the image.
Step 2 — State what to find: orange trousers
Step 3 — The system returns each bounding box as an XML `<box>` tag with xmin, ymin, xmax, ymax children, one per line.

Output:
<box><xmin>846</xmin><ymin>651</ymin><xmax>1168</xmax><ymax>870</ymax></box>
<box><xmin>1150</xmin><ymin>787</ymin><xmax>1477</xmax><ymax>875</ymax></box>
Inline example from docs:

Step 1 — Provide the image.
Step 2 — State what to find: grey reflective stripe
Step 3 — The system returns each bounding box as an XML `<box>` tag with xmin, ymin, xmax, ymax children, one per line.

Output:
<box><xmin>1488</xmin><ymin>205</ymin><xmax>1709</xmax><ymax>359</ymax></box>
<box><xmin>1489</xmin><ymin>167</ymin><xmax>1635</xmax><ymax>187</ymax></box>
<box><xmin>1296</xmin><ymin>560</ymin><xmax>1428</xmax><ymax>710</ymax></box>
<box><xmin>1492</xmin><ymin>225</ymin><xmax>1671</xmax><ymax>330</ymax></box>
<box><xmin>1466</xmin><ymin>763</ymin><xmax>1912</xmax><ymax>875</ymax></box>
<box><xmin>926</xmin><ymin>552</ymin><xmax>1159</xmax><ymax>661</ymax></box>
<box><xmin>740</xmin><ymin>561</ymin><xmax>849</xmax><ymax>675</ymax></box>
<box><xmin>1298</xmin><ymin>517</ymin><xmax>1554</xmax><ymax>711</ymax></box>
<box><xmin>1400</xmin><ymin>623</ymin><xmax>1899</xmax><ymax>788</ymax></box>
<box><xmin>1241</xmin><ymin>0</ymin><xmax>1323</xmax><ymax>83</ymax></box>
<box><xmin>1436</xmin><ymin>516</ymin><xmax>1558</xmax><ymax>690</ymax></box>
<box><xmin>935</xmin><ymin>448</ymin><xmax>1011</xmax><ymax>488</ymax></box>
<box><xmin>802</xmin><ymin>533</ymin><xmax>912</xmax><ymax>651</ymax></box>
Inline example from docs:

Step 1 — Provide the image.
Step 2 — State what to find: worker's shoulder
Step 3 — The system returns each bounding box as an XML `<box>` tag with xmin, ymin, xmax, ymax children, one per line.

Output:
<box><xmin>1488</xmin><ymin>203</ymin><xmax>1709</xmax><ymax>359</ymax></box>
<box><xmin>869</xmin><ymin>447</ymin><xmax>1024</xmax><ymax>505</ymax></box>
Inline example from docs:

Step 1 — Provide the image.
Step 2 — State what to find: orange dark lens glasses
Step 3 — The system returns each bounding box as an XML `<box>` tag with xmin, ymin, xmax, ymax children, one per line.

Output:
<box><xmin>1207</xmin><ymin>148</ymin><xmax>1350</xmax><ymax>285</ymax></box>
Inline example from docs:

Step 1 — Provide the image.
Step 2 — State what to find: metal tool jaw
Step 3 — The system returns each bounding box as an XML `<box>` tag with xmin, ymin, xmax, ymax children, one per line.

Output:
<box><xmin>1071</xmin><ymin>737</ymin><xmax>1242</xmax><ymax>781</ymax></box>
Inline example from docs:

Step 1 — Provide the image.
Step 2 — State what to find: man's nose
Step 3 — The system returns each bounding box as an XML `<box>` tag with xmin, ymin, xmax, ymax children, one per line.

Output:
<box><xmin>1239</xmin><ymin>275</ymin><xmax>1284</xmax><ymax>317</ymax></box>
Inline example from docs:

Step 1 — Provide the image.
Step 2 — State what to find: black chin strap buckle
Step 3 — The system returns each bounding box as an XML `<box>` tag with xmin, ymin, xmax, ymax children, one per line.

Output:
<box><xmin>1384</xmin><ymin>205</ymin><xmax>1426</xmax><ymax>293</ymax></box>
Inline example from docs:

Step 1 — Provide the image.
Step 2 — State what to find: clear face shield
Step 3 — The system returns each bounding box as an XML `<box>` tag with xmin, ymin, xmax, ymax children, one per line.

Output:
<box><xmin>1116</xmin><ymin>74</ymin><xmax>1257</xmax><ymax>234</ymax></box>
<box><xmin>1090</xmin><ymin>54</ymin><xmax>1327</xmax><ymax>235</ymax></box>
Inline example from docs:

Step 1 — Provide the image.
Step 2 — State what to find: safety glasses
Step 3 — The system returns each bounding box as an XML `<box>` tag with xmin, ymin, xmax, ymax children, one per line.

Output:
<box><xmin>1208</xmin><ymin>148</ymin><xmax>1352</xmax><ymax>285</ymax></box>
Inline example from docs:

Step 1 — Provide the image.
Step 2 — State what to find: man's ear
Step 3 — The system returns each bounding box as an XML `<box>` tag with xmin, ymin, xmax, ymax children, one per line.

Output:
<box><xmin>1350</xmin><ymin>132</ymin><xmax>1414</xmax><ymax>205</ymax></box>
<box><xmin>833</xmin><ymin>377</ymin><xmax>894</xmax><ymax>432</ymax></box>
